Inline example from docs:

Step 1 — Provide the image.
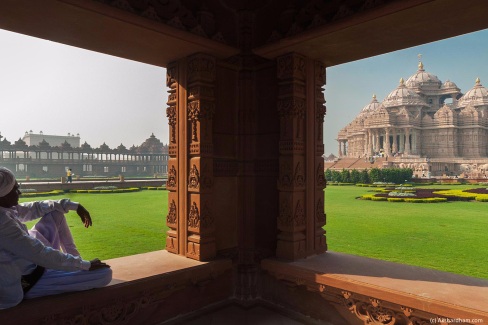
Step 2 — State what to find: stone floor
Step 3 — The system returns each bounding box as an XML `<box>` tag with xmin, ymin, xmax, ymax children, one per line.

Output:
<box><xmin>166</xmin><ymin>303</ymin><xmax>325</xmax><ymax>325</ymax></box>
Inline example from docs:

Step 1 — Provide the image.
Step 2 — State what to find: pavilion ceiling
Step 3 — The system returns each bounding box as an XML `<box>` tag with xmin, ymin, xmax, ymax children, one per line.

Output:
<box><xmin>0</xmin><ymin>0</ymin><xmax>488</xmax><ymax>67</ymax></box>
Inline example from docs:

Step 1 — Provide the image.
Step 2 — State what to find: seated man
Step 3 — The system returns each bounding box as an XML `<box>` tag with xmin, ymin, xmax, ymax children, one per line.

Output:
<box><xmin>0</xmin><ymin>167</ymin><xmax>112</xmax><ymax>309</ymax></box>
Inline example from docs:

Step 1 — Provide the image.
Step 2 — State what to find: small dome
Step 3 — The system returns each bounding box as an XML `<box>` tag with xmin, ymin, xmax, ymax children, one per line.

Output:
<box><xmin>441</xmin><ymin>79</ymin><xmax>459</xmax><ymax>89</ymax></box>
<box><xmin>360</xmin><ymin>94</ymin><xmax>381</xmax><ymax>114</ymax></box>
<box><xmin>405</xmin><ymin>62</ymin><xmax>441</xmax><ymax>89</ymax></box>
<box><xmin>383</xmin><ymin>78</ymin><xmax>427</xmax><ymax>108</ymax></box>
<box><xmin>457</xmin><ymin>78</ymin><xmax>488</xmax><ymax>107</ymax></box>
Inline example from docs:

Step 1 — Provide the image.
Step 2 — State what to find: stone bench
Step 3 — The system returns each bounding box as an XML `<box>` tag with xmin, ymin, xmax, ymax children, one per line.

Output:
<box><xmin>0</xmin><ymin>251</ymin><xmax>233</xmax><ymax>325</ymax></box>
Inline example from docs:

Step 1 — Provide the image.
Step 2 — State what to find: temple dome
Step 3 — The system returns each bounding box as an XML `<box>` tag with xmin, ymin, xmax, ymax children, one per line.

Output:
<box><xmin>405</xmin><ymin>62</ymin><xmax>441</xmax><ymax>88</ymax></box>
<box><xmin>360</xmin><ymin>94</ymin><xmax>381</xmax><ymax>114</ymax></box>
<box><xmin>457</xmin><ymin>78</ymin><xmax>488</xmax><ymax>107</ymax></box>
<box><xmin>441</xmin><ymin>79</ymin><xmax>459</xmax><ymax>89</ymax></box>
<box><xmin>383</xmin><ymin>78</ymin><xmax>427</xmax><ymax>108</ymax></box>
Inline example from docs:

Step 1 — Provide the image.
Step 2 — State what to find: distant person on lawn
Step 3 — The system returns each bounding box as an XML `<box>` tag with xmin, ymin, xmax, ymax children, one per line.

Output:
<box><xmin>0</xmin><ymin>167</ymin><xmax>112</xmax><ymax>309</ymax></box>
<box><xmin>66</xmin><ymin>168</ymin><xmax>73</xmax><ymax>183</ymax></box>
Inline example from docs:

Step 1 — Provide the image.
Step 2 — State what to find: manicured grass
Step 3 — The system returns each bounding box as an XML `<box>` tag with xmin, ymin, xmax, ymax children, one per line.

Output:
<box><xmin>21</xmin><ymin>186</ymin><xmax>488</xmax><ymax>279</ymax></box>
<box><xmin>22</xmin><ymin>191</ymin><xmax>169</xmax><ymax>261</ymax></box>
<box><xmin>325</xmin><ymin>185</ymin><xmax>488</xmax><ymax>279</ymax></box>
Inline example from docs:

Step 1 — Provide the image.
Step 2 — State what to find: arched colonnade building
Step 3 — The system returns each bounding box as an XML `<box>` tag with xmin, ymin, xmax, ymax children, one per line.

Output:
<box><xmin>337</xmin><ymin>62</ymin><xmax>488</xmax><ymax>177</ymax></box>
<box><xmin>0</xmin><ymin>132</ymin><xmax>169</xmax><ymax>178</ymax></box>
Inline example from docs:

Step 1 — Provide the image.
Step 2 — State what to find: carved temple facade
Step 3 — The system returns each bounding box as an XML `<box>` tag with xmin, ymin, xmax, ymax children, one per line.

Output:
<box><xmin>337</xmin><ymin>64</ymin><xmax>488</xmax><ymax>177</ymax></box>
<box><xmin>0</xmin><ymin>133</ymin><xmax>168</xmax><ymax>178</ymax></box>
<box><xmin>0</xmin><ymin>0</ymin><xmax>488</xmax><ymax>324</ymax></box>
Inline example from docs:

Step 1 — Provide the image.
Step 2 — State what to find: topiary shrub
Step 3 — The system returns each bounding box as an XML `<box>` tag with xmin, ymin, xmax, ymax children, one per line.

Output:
<box><xmin>387</xmin><ymin>198</ymin><xmax>404</xmax><ymax>202</ymax></box>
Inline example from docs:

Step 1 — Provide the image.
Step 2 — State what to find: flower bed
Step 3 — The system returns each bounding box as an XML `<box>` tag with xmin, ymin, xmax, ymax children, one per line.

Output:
<box><xmin>361</xmin><ymin>188</ymin><xmax>488</xmax><ymax>203</ymax></box>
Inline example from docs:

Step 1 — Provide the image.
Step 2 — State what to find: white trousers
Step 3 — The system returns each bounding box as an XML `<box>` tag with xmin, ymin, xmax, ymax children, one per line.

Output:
<box><xmin>24</xmin><ymin>211</ymin><xmax>112</xmax><ymax>299</ymax></box>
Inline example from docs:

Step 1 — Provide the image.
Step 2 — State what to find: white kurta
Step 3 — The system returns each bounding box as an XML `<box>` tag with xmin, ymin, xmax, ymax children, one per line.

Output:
<box><xmin>0</xmin><ymin>200</ymin><xmax>91</xmax><ymax>309</ymax></box>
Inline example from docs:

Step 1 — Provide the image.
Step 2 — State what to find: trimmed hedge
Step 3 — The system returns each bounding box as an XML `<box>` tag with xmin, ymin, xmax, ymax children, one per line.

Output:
<box><xmin>70</xmin><ymin>188</ymin><xmax>142</xmax><ymax>194</ymax></box>
<box><xmin>387</xmin><ymin>198</ymin><xmax>404</xmax><ymax>202</ymax></box>
<box><xmin>21</xmin><ymin>190</ymin><xmax>64</xmax><ymax>198</ymax></box>
<box><xmin>142</xmin><ymin>186</ymin><xmax>166</xmax><ymax>190</ymax></box>
<box><xmin>403</xmin><ymin>198</ymin><xmax>447</xmax><ymax>203</ymax></box>
<box><xmin>328</xmin><ymin>182</ymin><xmax>355</xmax><ymax>186</ymax></box>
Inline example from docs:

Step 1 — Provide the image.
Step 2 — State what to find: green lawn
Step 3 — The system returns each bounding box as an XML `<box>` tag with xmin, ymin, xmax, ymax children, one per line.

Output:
<box><xmin>20</xmin><ymin>185</ymin><xmax>488</xmax><ymax>279</ymax></box>
<box><xmin>325</xmin><ymin>184</ymin><xmax>488</xmax><ymax>279</ymax></box>
<box><xmin>22</xmin><ymin>191</ymin><xmax>169</xmax><ymax>261</ymax></box>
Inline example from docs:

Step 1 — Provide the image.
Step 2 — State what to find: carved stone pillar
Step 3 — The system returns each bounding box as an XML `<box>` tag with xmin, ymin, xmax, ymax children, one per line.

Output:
<box><xmin>186</xmin><ymin>53</ymin><xmax>216</xmax><ymax>260</ymax></box>
<box><xmin>367</xmin><ymin>130</ymin><xmax>373</xmax><ymax>156</ymax></box>
<box><xmin>405</xmin><ymin>128</ymin><xmax>411</xmax><ymax>155</ymax></box>
<box><xmin>276</xmin><ymin>53</ymin><xmax>327</xmax><ymax>260</ymax></box>
<box><xmin>392</xmin><ymin>129</ymin><xmax>398</xmax><ymax>154</ymax></box>
<box><xmin>338</xmin><ymin>141</ymin><xmax>343</xmax><ymax>157</ymax></box>
<box><xmin>364</xmin><ymin>132</ymin><xmax>369</xmax><ymax>157</ymax></box>
<box><xmin>374</xmin><ymin>131</ymin><xmax>380</xmax><ymax>153</ymax></box>
<box><xmin>385</xmin><ymin>128</ymin><xmax>391</xmax><ymax>155</ymax></box>
<box><xmin>165</xmin><ymin>54</ymin><xmax>216</xmax><ymax>261</ymax></box>
<box><xmin>165</xmin><ymin>62</ymin><xmax>179</xmax><ymax>255</ymax></box>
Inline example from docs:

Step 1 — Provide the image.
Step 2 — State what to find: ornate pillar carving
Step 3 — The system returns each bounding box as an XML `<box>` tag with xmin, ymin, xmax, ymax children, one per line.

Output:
<box><xmin>186</xmin><ymin>53</ymin><xmax>216</xmax><ymax>260</ymax></box>
<box><xmin>338</xmin><ymin>141</ymin><xmax>343</xmax><ymax>157</ymax></box>
<box><xmin>367</xmin><ymin>130</ymin><xmax>373</xmax><ymax>156</ymax></box>
<box><xmin>405</xmin><ymin>128</ymin><xmax>411</xmax><ymax>155</ymax></box>
<box><xmin>385</xmin><ymin>128</ymin><xmax>391</xmax><ymax>156</ymax></box>
<box><xmin>392</xmin><ymin>129</ymin><xmax>398</xmax><ymax>154</ymax></box>
<box><xmin>165</xmin><ymin>53</ymin><xmax>217</xmax><ymax>261</ymax></box>
<box><xmin>165</xmin><ymin>62</ymin><xmax>179</xmax><ymax>255</ymax></box>
<box><xmin>374</xmin><ymin>130</ymin><xmax>380</xmax><ymax>153</ymax></box>
<box><xmin>276</xmin><ymin>53</ymin><xmax>326</xmax><ymax>260</ymax></box>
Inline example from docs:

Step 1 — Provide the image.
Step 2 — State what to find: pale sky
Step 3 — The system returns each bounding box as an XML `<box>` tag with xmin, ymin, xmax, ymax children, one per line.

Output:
<box><xmin>0</xmin><ymin>29</ymin><xmax>167</xmax><ymax>149</ymax></box>
<box><xmin>1</xmin><ymin>27</ymin><xmax>488</xmax><ymax>154</ymax></box>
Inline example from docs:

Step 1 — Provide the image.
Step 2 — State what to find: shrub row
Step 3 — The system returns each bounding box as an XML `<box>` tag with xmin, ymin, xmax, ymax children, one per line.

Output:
<box><xmin>21</xmin><ymin>190</ymin><xmax>64</xmax><ymax>198</ymax></box>
<box><xmin>361</xmin><ymin>194</ymin><xmax>447</xmax><ymax>203</ymax></box>
<box><xmin>69</xmin><ymin>188</ymin><xmax>141</xmax><ymax>194</ymax></box>
<box><xmin>327</xmin><ymin>182</ymin><xmax>355</xmax><ymax>186</ymax></box>
<box><xmin>325</xmin><ymin>168</ymin><xmax>413</xmax><ymax>184</ymax></box>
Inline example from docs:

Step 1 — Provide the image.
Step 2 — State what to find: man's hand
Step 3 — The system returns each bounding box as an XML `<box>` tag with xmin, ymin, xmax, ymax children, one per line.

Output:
<box><xmin>76</xmin><ymin>204</ymin><xmax>92</xmax><ymax>228</ymax></box>
<box><xmin>89</xmin><ymin>258</ymin><xmax>110</xmax><ymax>271</ymax></box>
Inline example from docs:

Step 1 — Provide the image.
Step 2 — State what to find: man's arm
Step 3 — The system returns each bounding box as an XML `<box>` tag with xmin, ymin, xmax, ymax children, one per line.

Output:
<box><xmin>15</xmin><ymin>199</ymin><xmax>80</xmax><ymax>222</ymax></box>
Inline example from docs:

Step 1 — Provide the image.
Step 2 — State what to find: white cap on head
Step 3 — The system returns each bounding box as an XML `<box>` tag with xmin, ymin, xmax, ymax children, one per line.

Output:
<box><xmin>0</xmin><ymin>167</ymin><xmax>16</xmax><ymax>198</ymax></box>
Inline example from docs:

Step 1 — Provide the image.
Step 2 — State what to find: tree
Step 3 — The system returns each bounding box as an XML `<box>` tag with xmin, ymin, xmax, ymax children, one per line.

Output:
<box><xmin>369</xmin><ymin>168</ymin><xmax>382</xmax><ymax>183</ymax></box>
<box><xmin>331</xmin><ymin>170</ymin><xmax>341</xmax><ymax>182</ymax></box>
<box><xmin>360</xmin><ymin>169</ymin><xmax>370</xmax><ymax>184</ymax></box>
<box><xmin>350</xmin><ymin>169</ymin><xmax>361</xmax><ymax>184</ymax></box>
<box><xmin>325</xmin><ymin>169</ymin><xmax>332</xmax><ymax>182</ymax></box>
<box><xmin>340</xmin><ymin>169</ymin><xmax>351</xmax><ymax>183</ymax></box>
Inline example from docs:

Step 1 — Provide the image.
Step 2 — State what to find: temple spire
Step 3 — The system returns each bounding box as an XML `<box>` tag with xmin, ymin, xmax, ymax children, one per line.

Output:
<box><xmin>417</xmin><ymin>54</ymin><xmax>424</xmax><ymax>70</ymax></box>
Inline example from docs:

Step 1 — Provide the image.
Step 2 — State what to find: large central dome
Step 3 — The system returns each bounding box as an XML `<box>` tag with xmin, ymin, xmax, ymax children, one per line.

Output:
<box><xmin>405</xmin><ymin>62</ymin><xmax>441</xmax><ymax>89</ymax></box>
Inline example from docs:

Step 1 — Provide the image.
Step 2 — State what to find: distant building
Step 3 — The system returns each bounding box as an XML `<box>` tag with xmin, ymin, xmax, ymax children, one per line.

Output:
<box><xmin>0</xmin><ymin>133</ymin><xmax>168</xmax><ymax>178</ymax></box>
<box><xmin>22</xmin><ymin>131</ymin><xmax>81</xmax><ymax>148</ymax></box>
<box><xmin>336</xmin><ymin>61</ymin><xmax>488</xmax><ymax>178</ymax></box>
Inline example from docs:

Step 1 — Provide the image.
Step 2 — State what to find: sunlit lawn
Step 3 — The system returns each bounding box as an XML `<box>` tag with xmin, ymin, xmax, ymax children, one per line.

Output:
<box><xmin>22</xmin><ymin>190</ymin><xmax>169</xmax><ymax>261</ymax></box>
<box><xmin>325</xmin><ymin>184</ymin><xmax>488</xmax><ymax>279</ymax></box>
<box><xmin>21</xmin><ymin>185</ymin><xmax>488</xmax><ymax>279</ymax></box>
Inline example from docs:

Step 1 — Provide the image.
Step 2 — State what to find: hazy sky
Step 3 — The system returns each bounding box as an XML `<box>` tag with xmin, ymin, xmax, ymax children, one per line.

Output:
<box><xmin>1</xmin><ymin>27</ymin><xmax>488</xmax><ymax>154</ymax></box>
<box><xmin>0</xmin><ymin>29</ymin><xmax>167</xmax><ymax>149</ymax></box>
